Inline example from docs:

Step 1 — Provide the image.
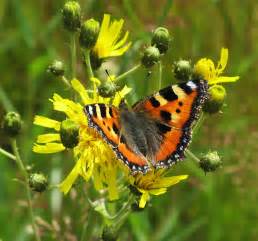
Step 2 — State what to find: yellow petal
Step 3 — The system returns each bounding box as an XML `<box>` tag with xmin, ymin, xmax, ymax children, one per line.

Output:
<box><xmin>109</xmin><ymin>42</ymin><xmax>132</xmax><ymax>57</ymax></box>
<box><xmin>98</xmin><ymin>14</ymin><xmax>111</xmax><ymax>42</ymax></box>
<box><xmin>34</xmin><ymin>115</ymin><xmax>60</xmax><ymax>131</ymax></box>
<box><xmin>71</xmin><ymin>79</ymin><xmax>92</xmax><ymax>104</ymax></box>
<box><xmin>106</xmin><ymin>167</ymin><xmax>119</xmax><ymax>201</ymax></box>
<box><xmin>79</xmin><ymin>157</ymin><xmax>94</xmax><ymax>181</ymax></box>
<box><xmin>113</xmin><ymin>31</ymin><xmax>129</xmax><ymax>49</ymax></box>
<box><xmin>36</xmin><ymin>133</ymin><xmax>61</xmax><ymax>143</ymax></box>
<box><xmin>217</xmin><ymin>48</ymin><xmax>228</xmax><ymax>74</ymax></box>
<box><xmin>149</xmin><ymin>188</ymin><xmax>167</xmax><ymax>195</ymax></box>
<box><xmin>208</xmin><ymin>76</ymin><xmax>240</xmax><ymax>85</ymax></box>
<box><xmin>139</xmin><ymin>191</ymin><xmax>150</xmax><ymax>208</ymax></box>
<box><xmin>112</xmin><ymin>85</ymin><xmax>132</xmax><ymax>106</ymax></box>
<box><xmin>90</xmin><ymin>77</ymin><xmax>101</xmax><ymax>85</ymax></box>
<box><xmin>33</xmin><ymin>143</ymin><xmax>65</xmax><ymax>153</ymax></box>
<box><xmin>152</xmin><ymin>175</ymin><xmax>188</xmax><ymax>189</ymax></box>
<box><xmin>59</xmin><ymin>159</ymin><xmax>82</xmax><ymax>194</ymax></box>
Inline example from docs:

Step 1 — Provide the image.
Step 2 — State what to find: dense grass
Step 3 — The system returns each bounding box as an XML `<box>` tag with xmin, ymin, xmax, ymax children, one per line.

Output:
<box><xmin>0</xmin><ymin>0</ymin><xmax>258</xmax><ymax>240</ymax></box>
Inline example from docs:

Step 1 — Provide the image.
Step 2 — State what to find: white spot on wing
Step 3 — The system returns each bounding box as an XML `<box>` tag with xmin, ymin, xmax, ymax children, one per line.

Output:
<box><xmin>187</xmin><ymin>81</ymin><xmax>197</xmax><ymax>89</ymax></box>
<box><xmin>88</xmin><ymin>106</ymin><xmax>93</xmax><ymax>115</ymax></box>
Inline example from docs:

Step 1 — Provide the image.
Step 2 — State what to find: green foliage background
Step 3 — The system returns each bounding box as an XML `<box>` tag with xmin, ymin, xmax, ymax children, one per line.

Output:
<box><xmin>0</xmin><ymin>0</ymin><xmax>258</xmax><ymax>240</ymax></box>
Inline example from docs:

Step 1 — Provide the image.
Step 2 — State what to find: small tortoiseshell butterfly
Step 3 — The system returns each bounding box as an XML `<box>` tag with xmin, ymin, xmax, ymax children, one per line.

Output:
<box><xmin>84</xmin><ymin>79</ymin><xmax>208</xmax><ymax>174</ymax></box>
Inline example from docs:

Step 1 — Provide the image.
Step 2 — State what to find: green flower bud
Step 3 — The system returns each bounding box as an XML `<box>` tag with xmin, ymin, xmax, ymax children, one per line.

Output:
<box><xmin>203</xmin><ymin>85</ymin><xmax>226</xmax><ymax>114</ymax></box>
<box><xmin>199</xmin><ymin>151</ymin><xmax>222</xmax><ymax>173</ymax></box>
<box><xmin>90</xmin><ymin>51</ymin><xmax>103</xmax><ymax>70</ymax></box>
<box><xmin>60</xmin><ymin>119</ymin><xmax>79</xmax><ymax>148</ymax></box>
<box><xmin>79</xmin><ymin>19</ymin><xmax>100</xmax><ymax>49</ymax></box>
<box><xmin>141</xmin><ymin>46</ymin><xmax>160</xmax><ymax>68</ymax></box>
<box><xmin>29</xmin><ymin>173</ymin><xmax>48</xmax><ymax>192</ymax></box>
<box><xmin>151</xmin><ymin>27</ymin><xmax>171</xmax><ymax>54</ymax></box>
<box><xmin>62</xmin><ymin>1</ymin><xmax>81</xmax><ymax>32</ymax></box>
<box><xmin>102</xmin><ymin>226</ymin><xmax>118</xmax><ymax>241</ymax></box>
<box><xmin>47</xmin><ymin>60</ymin><xmax>65</xmax><ymax>77</ymax></box>
<box><xmin>98</xmin><ymin>81</ymin><xmax>117</xmax><ymax>98</ymax></box>
<box><xmin>2</xmin><ymin>112</ymin><xmax>22</xmax><ymax>137</ymax></box>
<box><xmin>173</xmin><ymin>60</ymin><xmax>192</xmax><ymax>82</ymax></box>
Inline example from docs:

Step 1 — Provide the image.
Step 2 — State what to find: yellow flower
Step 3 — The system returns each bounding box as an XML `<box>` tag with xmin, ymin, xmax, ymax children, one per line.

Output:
<box><xmin>33</xmin><ymin>78</ymin><xmax>131</xmax><ymax>200</ymax></box>
<box><xmin>92</xmin><ymin>14</ymin><xmax>131</xmax><ymax>59</ymax></box>
<box><xmin>194</xmin><ymin>48</ymin><xmax>239</xmax><ymax>85</ymax></box>
<box><xmin>129</xmin><ymin>170</ymin><xmax>188</xmax><ymax>208</ymax></box>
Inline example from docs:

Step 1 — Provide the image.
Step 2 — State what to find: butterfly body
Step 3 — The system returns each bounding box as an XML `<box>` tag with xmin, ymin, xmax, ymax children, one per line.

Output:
<box><xmin>84</xmin><ymin>79</ymin><xmax>208</xmax><ymax>174</ymax></box>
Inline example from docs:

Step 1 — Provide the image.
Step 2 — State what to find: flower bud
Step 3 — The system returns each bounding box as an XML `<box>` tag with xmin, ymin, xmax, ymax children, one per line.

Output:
<box><xmin>102</xmin><ymin>226</ymin><xmax>118</xmax><ymax>241</ymax></box>
<box><xmin>79</xmin><ymin>19</ymin><xmax>100</xmax><ymax>49</ymax></box>
<box><xmin>47</xmin><ymin>60</ymin><xmax>65</xmax><ymax>77</ymax></box>
<box><xmin>60</xmin><ymin>119</ymin><xmax>79</xmax><ymax>148</ymax></box>
<box><xmin>62</xmin><ymin>1</ymin><xmax>81</xmax><ymax>32</ymax></box>
<box><xmin>98</xmin><ymin>81</ymin><xmax>117</xmax><ymax>98</ymax></box>
<box><xmin>151</xmin><ymin>27</ymin><xmax>171</xmax><ymax>54</ymax></box>
<box><xmin>173</xmin><ymin>60</ymin><xmax>192</xmax><ymax>82</ymax></box>
<box><xmin>29</xmin><ymin>173</ymin><xmax>48</xmax><ymax>192</ymax></box>
<box><xmin>199</xmin><ymin>151</ymin><xmax>222</xmax><ymax>173</ymax></box>
<box><xmin>203</xmin><ymin>85</ymin><xmax>226</xmax><ymax>114</ymax></box>
<box><xmin>2</xmin><ymin>112</ymin><xmax>22</xmax><ymax>137</ymax></box>
<box><xmin>141</xmin><ymin>46</ymin><xmax>160</xmax><ymax>68</ymax></box>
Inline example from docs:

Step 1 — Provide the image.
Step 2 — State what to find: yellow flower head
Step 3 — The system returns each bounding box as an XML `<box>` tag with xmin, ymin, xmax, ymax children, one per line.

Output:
<box><xmin>194</xmin><ymin>48</ymin><xmax>239</xmax><ymax>85</ymax></box>
<box><xmin>129</xmin><ymin>170</ymin><xmax>188</xmax><ymax>208</ymax></box>
<box><xmin>92</xmin><ymin>14</ymin><xmax>131</xmax><ymax>59</ymax></box>
<box><xmin>33</xmin><ymin>78</ymin><xmax>131</xmax><ymax>200</ymax></box>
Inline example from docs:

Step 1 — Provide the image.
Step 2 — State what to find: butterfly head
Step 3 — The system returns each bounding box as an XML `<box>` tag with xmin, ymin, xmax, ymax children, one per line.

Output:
<box><xmin>119</xmin><ymin>99</ymin><xmax>129</xmax><ymax>111</ymax></box>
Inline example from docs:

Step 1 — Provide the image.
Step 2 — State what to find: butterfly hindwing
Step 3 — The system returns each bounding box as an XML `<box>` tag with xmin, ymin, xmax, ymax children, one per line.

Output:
<box><xmin>133</xmin><ymin>79</ymin><xmax>208</xmax><ymax>167</ymax></box>
<box><xmin>84</xmin><ymin>104</ymin><xmax>149</xmax><ymax>173</ymax></box>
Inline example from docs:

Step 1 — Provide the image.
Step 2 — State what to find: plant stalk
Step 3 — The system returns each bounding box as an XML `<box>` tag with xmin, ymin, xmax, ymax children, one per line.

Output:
<box><xmin>11</xmin><ymin>139</ymin><xmax>41</xmax><ymax>241</ymax></box>
<box><xmin>115</xmin><ymin>64</ymin><xmax>141</xmax><ymax>82</ymax></box>
<box><xmin>70</xmin><ymin>33</ymin><xmax>77</xmax><ymax>79</ymax></box>
<box><xmin>0</xmin><ymin>147</ymin><xmax>16</xmax><ymax>161</ymax></box>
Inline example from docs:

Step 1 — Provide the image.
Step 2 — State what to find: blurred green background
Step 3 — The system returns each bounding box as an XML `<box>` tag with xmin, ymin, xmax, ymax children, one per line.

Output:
<box><xmin>1</xmin><ymin>0</ymin><xmax>258</xmax><ymax>240</ymax></box>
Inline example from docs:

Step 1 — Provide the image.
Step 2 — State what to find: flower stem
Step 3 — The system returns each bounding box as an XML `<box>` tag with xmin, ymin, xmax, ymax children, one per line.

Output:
<box><xmin>111</xmin><ymin>193</ymin><xmax>135</xmax><ymax>232</ymax></box>
<box><xmin>84</xmin><ymin>50</ymin><xmax>94</xmax><ymax>79</ymax></box>
<box><xmin>115</xmin><ymin>64</ymin><xmax>141</xmax><ymax>82</ymax></box>
<box><xmin>185</xmin><ymin>148</ymin><xmax>201</xmax><ymax>163</ymax></box>
<box><xmin>0</xmin><ymin>84</ymin><xmax>16</xmax><ymax>112</ymax></box>
<box><xmin>11</xmin><ymin>139</ymin><xmax>41</xmax><ymax>241</ymax></box>
<box><xmin>70</xmin><ymin>33</ymin><xmax>77</xmax><ymax>79</ymax></box>
<box><xmin>0</xmin><ymin>147</ymin><xmax>16</xmax><ymax>161</ymax></box>
<box><xmin>61</xmin><ymin>76</ymin><xmax>71</xmax><ymax>88</ymax></box>
<box><xmin>192</xmin><ymin>111</ymin><xmax>205</xmax><ymax>135</ymax></box>
<box><xmin>158</xmin><ymin>61</ymin><xmax>163</xmax><ymax>89</ymax></box>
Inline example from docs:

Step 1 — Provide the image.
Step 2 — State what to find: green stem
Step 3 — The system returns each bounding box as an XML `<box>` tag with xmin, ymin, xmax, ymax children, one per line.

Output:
<box><xmin>110</xmin><ymin>193</ymin><xmax>135</xmax><ymax>232</ymax></box>
<box><xmin>80</xmin><ymin>209</ymin><xmax>91</xmax><ymax>241</ymax></box>
<box><xmin>11</xmin><ymin>139</ymin><xmax>41</xmax><ymax>241</ymax></box>
<box><xmin>70</xmin><ymin>33</ymin><xmax>77</xmax><ymax>79</ymax></box>
<box><xmin>0</xmin><ymin>147</ymin><xmax>16</xmax><ymax>161</ymax></box>
<box><xmin>158</xmin><ymin>61</ymin><xmax>163</xmax><ymax>89</ymax></box>
<box><xmin>192</xmin><ymin>111</ymin><xmax>205</xmax><ymax>135</ymax></box>
<box><xmin>115</xmin><ymin>64</ymin><xmax>141</xmax><ymax>82</ymax></box>
<box><xmin>0</xmin><ymin>84</ymin><xmax>16</xmax><ymax>112</ymax></box>
<box><xmin>84</xmin><ymin>50</ymin><xmax>94</xmax><ymax>79</ymax></box>
<box><xmin>61</xmin><ymin>76</ymin><xmax>71</xmax><ymax>88</ymax></box>
<box><xmin>185</xmin><ymin>149</ymin><xmax>200</xmax><ymax>163</ymax></box>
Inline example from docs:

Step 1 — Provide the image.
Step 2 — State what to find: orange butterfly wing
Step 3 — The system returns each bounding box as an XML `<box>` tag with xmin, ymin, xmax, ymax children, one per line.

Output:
<box><xmin>84</xmin><ymin>104</ymin><xmax>149</xmax><ymax>173</ymax></box>
<box><xmin>133</xmin><ymin>80</ymin><xmax>208</xmax><ymax>167</ymax></box>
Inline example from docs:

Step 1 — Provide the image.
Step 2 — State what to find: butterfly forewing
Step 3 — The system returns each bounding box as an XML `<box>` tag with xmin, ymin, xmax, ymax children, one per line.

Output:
<box><xmin>84</xmin><ymin>104</ymin><xmax>150</xmax><ymax>173</ymax></box>
<box><xmin>132</xmin><ymin>80</ymin><xmax>208</xmax><ymax>167</ymax></box>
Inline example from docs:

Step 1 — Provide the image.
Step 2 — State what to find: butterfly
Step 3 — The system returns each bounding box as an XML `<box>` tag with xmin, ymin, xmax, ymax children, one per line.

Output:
<box><xmin>84</xmin><ymin>79</ymin><xmax>208</xmax><ymax>174</ymax></box>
